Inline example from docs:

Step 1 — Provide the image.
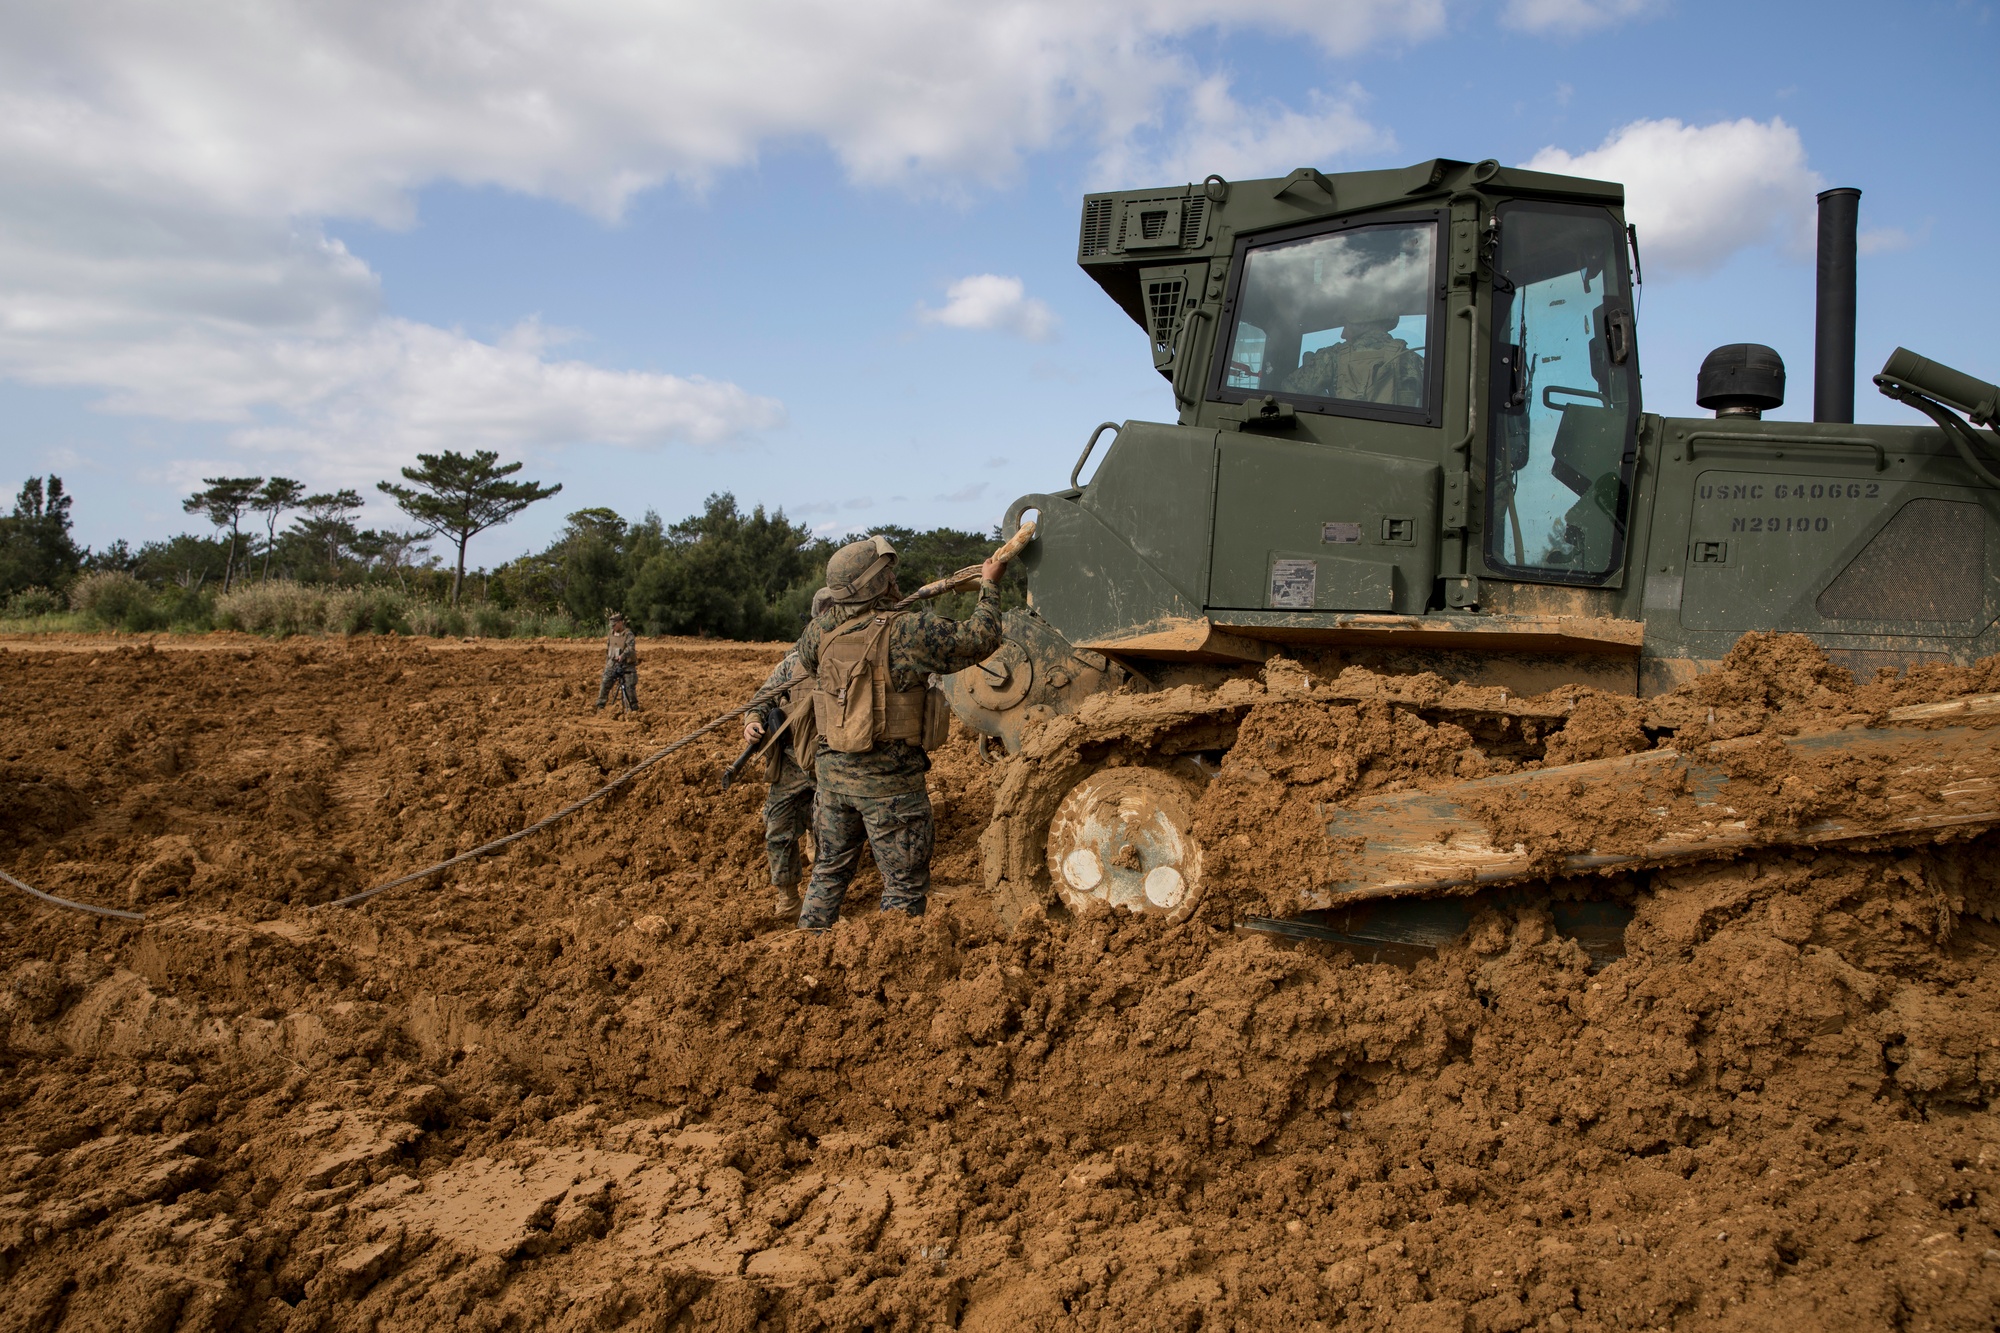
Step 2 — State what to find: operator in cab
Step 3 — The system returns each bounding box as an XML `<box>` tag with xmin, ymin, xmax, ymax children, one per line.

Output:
<box><xmin>1282</xmin><ymin>316</ymin><xmax>1425</xmax><ymax>407</ymax></box>
<box><xmin>787</xmin><ymin>535</ymin><xmax>1009</xmax><ymax>931</ymax></box>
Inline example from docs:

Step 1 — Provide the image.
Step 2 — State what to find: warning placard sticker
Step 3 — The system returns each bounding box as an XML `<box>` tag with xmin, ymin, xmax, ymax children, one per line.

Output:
<box><xmin>1269</xmin><ymin>558</ymin><xmax>1317</xmax><ymax>609</ymax></box>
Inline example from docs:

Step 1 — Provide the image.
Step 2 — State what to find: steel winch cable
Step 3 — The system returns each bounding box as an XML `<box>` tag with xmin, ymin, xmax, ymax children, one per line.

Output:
<box><xmin>0</xmin><ymin>866</ymin><xmax>146</xmax><ymax>923</ymax></box>
<box><xmin>0</xmin><ymin>683</ymin><xmax>787</xmax><ymax>923</ymax></box>
<box><xmin>316</xmin><ymin>681</ymin><xmax>792</xmax><ymax>910</ymax></box>
<box><xmin>5</xmin><ymin>520</ymin><xmax>1037</xmax><ymax>921</ymax></box>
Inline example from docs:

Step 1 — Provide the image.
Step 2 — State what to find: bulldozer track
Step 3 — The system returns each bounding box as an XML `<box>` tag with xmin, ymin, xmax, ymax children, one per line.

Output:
<box><xmin>983</xmin><ymin>663</ymin><xmax>2000</xmax><ymax>938</ymax></box>
<box><xmin>982</xmin><ymin>670</ymin><xmax>1585</xmax><ymax>912</ymax></box>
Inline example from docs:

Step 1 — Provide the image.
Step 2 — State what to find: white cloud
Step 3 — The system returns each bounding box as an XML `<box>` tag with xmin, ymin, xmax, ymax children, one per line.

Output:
<box><xmin>0</xmin><ymin>194</ymin><xmax>784</xmax><ymax>481</ymax></box>
<box><xmin>919</xmin><ymin>275</ymin><xmax>1060</xmax><ymax>342</ymax></box>
<box><xmin>1096</xmin><ymin>79</ymin><xmax>1390</xmax><ymax>188</ymax></box>
<box><xmin>2</xmin><ymin>1</ymin><xmax>1445</xmax><ymax>218</ymax></box>
<box><xmin>0</xmin><ymin>0</ymin><xmax>1450</xmax><ymax>477</ymax></box>
<box><xmin>1503</xmin><ymin>0</ymin><xmax>1660</xmax><ymax>33</ymax></box>
<box><xmin>1858</xmin><ymin>225</ymin><xmax>1922</xmax><ymax>256</ymax></box>
<box><xmin>1525</xmin><ymin>117</ymin><xmax>1822</xmax><ymax>278</ymax></box>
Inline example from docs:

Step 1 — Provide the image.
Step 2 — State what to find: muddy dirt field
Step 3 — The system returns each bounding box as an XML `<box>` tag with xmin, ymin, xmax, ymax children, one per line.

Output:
<box><xmin>3</xmin><ymin>631</ymin><xmax>1999</xmax><ymax>1331</ymax></box>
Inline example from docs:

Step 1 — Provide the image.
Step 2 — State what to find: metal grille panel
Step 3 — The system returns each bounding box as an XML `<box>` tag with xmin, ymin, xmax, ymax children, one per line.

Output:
<box><xmin>1079</xmin><ymin>199</ymin><xmax>1114</xmax><ymax>257</ymax></box>
<box><xmin>1144</xmin><ymin>278</ymin><xmax>1186</xmax><ymax>352</ymax></box>
<box><xmin>1816</xmin><ymin>497</ymin><xmax>1985</xmax><ymax>622</ymax></box>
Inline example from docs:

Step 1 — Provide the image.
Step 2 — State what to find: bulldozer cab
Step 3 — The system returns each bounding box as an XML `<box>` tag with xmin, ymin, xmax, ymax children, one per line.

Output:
<box><xmin>1197</xmin><ymin>193</ymin><xmax>1642</xmax><ymax>587</ymax></box>
<box><xmin>965</xmin><ymin>156</ymin><xmax>2000</xmax><ymax>756</ymax></box>
<box><xmin>1033</xmin><ymin>161</ymin><xmax>1661</xmax><ymax>675</ymax></box>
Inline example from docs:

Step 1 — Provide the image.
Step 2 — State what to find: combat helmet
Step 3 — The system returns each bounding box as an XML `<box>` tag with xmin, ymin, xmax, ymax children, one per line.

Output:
<box><xmin>825</xmin><ymin>536</ymin><xmax>897</xmax><ymax>605</ymax></box>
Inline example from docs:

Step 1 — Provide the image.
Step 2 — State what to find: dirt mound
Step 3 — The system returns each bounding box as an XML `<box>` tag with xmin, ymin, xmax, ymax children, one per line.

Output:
<box><xmin>2</xmin><ymin>632</ymin><xmax>1999</xmax><ymax>1330</ymax></box>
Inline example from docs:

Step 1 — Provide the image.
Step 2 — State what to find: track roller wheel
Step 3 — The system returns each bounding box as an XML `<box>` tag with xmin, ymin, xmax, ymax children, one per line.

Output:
<box><xmin>1045</xmin><ymin>766</ymin><xmax>1204</xmax><ymax>922</ymax></box>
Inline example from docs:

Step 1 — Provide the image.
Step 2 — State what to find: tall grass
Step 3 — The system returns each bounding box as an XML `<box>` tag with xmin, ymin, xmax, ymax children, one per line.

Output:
<box><xmin>0</xmin><ymin>586</ymin><xmax>85</xmax><ymax>633</ymax></box>
<box><xmin>63</xmin><ymin>570</ymin><xmax>214</xmax><ymax>632</ymax></box>
<box><xmin>5</xmin><ymin>586</ymin><xmax>64</xmax><ymax>617</ymax></box>
<box><xmin>208</xmin><ymin>582</ymin><xmax>585</xmax><ymax>639</ymax></box>
<box><xmin>0</xmin><ymin>575</ymin><xmax>590</xmax><ymax>640</ymax></box>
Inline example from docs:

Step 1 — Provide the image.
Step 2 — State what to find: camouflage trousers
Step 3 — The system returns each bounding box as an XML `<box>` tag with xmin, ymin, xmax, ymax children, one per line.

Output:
<box><xmin>763</xmin><ymin>760</ymin><xmax>816</xmax><ymax>888</ymax></box>
<box><xmin>595</xmin><ymin>663</ymin><xmax>638</xmax><ymax>710</ymax></box>
<box><xmin>798</xmin><ymin>789</ymin><xmax>934</xmax><ymax>930</ymax></box>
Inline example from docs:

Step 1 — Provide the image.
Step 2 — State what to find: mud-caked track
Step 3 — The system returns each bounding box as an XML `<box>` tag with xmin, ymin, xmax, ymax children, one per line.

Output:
<box><xmin>3</xmin><ymin>632</ymin><xmax>2000</xmax><ymax>1331</ymax></box>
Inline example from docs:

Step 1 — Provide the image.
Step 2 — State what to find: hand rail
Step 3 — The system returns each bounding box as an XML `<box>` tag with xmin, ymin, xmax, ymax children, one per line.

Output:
<box><xmin>1071</xmin><ymin>422</ymin><xmax>1120</xmax><ymax>489</ymax></box>
<box><xmin>1681</xmin><ymin>430</ymin><xmax>1886</xmax><ymax>472</ymax></box>
<box><xmin>1170</xmin><ymin>307</ymin><xmax>1212</xmax><ymax>408</ymax></box>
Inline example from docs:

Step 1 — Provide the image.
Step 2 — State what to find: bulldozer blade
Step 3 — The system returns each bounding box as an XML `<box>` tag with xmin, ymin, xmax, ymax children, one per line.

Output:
<box><xmin>1240</xmin><ymin>897</ymin><xmax>1635</xmax><ymax>970</ymax></box>
<box><xmin>1307</xmin><ymin>693</ymin><xmax>2000</xmax><ymax>907</ymax></box>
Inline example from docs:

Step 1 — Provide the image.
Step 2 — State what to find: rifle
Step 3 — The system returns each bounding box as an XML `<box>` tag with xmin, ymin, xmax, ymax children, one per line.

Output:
<box><xmin>720</xmin><ymin>674</ymin><xmax>791</xmax><ymax>791</ymax></box>
<box><xmin>720</xmin><ymin>720</ymin><xmax>771</xmax><ymax>791</ymax></box>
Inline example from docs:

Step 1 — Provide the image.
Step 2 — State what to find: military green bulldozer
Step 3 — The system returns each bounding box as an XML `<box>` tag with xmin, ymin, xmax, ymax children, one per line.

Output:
<box><xmin>943</xmin><ymin>159</ymin><xmax>2000</xmax><ymax>947</ymax></box>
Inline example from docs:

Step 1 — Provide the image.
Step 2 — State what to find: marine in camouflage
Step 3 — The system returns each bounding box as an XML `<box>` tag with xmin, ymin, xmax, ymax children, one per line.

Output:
<box><xmin>1281</xmin><ymin>320</ymin><xmax>1424</xmax><ymax>408</ymax></box>
<box><xmin>754</xmin><ymin>648</ymin><xmax>816</xmax><ymax>890</ymax></box>
<box><xmin>763</xmin><ymin>759</ymin><xmax>816</xmax><ymax>889</ymax></box>
<box><xmin>797</xmin><ymin>789</ymin><xmax>935</xmax><ymax>928</ymax></box>
<box><xmin>791</xmin><ymin>575</ymin><xmax>1001</xmax><ymax>926</ymax></box>
<box><xmin>792</xmin><ymin>579</ymin><xmax>1003</xmax><ymax>800</ymax></box>
<box><xmin>595</xmin><ymin>617</ymin><xmax>639</xmax><ymax>710</ymax></box>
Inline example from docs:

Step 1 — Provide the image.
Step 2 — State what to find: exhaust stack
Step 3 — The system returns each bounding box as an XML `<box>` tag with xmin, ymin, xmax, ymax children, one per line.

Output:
<box><xmin>1814</xmin><ymin>187</ymin><xmax>1861</xmax><ymax>423</ymax></box>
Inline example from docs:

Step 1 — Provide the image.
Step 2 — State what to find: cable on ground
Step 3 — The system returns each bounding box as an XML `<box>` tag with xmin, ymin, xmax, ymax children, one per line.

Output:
<box><xmin>317</xmin><ymin>680</ymin><xmax>791</xmax><ymax>910</ymax></box>
<box><xmin>1</xmin><ymin>866</ymin><xmax>147</xmax><ymax>923</ymax></box>
<box><xmin>4</xmin><ymin>519</ymin><xmax>1038</xmax><ymax>922</ymax></box>
<box><xmin>1</xmin><ymin>679</ymin><xmax>790</xmax><ymax>922</ymax></box>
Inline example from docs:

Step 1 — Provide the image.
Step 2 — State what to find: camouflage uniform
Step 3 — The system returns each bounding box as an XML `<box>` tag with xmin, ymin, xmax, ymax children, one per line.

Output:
<box><xmin>596</xmin><ymin>621</ymin><xmax>638</xmax><ymax>710</ymax></box>
<box><xmin>756</xmin><ymin>650</ymin><xmax>816</xmax><ymax>889</ymax></box>
<box><xmin>1282</xmin><ymin>327</ymin><xmax>1424</xmax><ymax>407</ymax></box>
<box><xmin>793</xmin><ymin>580</ymin><xmax>1002</xmax><ymax>928</ymax></box>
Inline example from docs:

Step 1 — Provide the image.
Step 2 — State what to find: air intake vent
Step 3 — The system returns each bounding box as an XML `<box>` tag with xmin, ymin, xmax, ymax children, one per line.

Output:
<box><xmin>1179</xmin><ymin>199</ymin><xmax>1206</xmax><ymax>248</ymax></box>
<box><xmin>1816</xmin><ymin>498</ymin><xmax>1985</xmax><ymax>622</ymax></box>
<box><xmin>1144</xmin><ymin>278</ymin><xmax>1187</xmax><ymax>353</ymax></box>
<box><xmin>1137</xmin><ymin>209</ymin><xmax>1170</xmax><ymax>240</ymax></box>
<box><xmin>1079</xmin><ymin>199</ymin><xmax>1115</xmax><ymax>257</ymax></box>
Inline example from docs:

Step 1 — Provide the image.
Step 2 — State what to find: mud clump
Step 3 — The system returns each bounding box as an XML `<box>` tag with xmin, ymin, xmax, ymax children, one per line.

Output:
<box><xmin>2</xmin><ymin>632</ymin><xmax>1999</xmax><ymax>1330</ymax></box>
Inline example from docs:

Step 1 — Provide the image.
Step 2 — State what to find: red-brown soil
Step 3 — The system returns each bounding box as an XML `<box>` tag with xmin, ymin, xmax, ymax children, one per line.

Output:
<box><xmin>3</xmin><ymin>631</ymin><xmax>1998</xmax><ymax>1331</ymax></box>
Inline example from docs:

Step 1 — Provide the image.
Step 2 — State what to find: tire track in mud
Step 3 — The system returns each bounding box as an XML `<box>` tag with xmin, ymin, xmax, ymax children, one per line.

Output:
<box><xmin>2</xmin><ymin>632</ymin><xmax>1999</xmax><ymax>1330</ymax></box>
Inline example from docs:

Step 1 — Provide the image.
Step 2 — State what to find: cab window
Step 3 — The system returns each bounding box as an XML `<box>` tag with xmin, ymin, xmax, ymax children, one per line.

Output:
<box><xmin>1483</xmin><ymin>201</ymin><xmax>1639</xmax><ymax>583</ymax></box>
<box><xmin>1215</xmin><ymin>218</ymin><xmax>1440</xmax><ymax>423</ymax></box>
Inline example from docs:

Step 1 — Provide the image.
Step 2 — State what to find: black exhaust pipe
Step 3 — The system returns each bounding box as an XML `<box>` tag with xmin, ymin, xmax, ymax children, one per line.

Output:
<box><xmin>1814</xmin><ymin>187</ymin><xmax>1861</xmax><ymax>423</ymax></box>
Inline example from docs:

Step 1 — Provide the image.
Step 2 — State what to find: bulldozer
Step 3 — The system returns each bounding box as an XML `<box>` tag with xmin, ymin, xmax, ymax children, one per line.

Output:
<box><xmin>940</xmin><ymin>158</ymin><xmax>2000</xmax><ymax>954</ymax></box>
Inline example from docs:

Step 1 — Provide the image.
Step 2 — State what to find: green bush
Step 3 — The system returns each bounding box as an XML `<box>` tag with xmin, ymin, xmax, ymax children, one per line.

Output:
<box><xmin>213</xmin><ymin>582</ymin><xmax>330</xmax><ymax>636</ymax></box>
<box><xmin>472</xmin><ymin>605</ymin><xmax>513</xmax><ymax>638</ymax></box>
<box><xmin>324</xmin><ymin>587</ymin><xmax>410</xmax><ymax>636</ymax></box>
<box><xmin>155</xmin><ymin>585</ymin><xmax>215</xmax><ymax>631</ymax></box>
<box><xmin>4</xmin><ymin>586</ymin><xmax>63</xmax><ymax>617</ymax></box>
<box><xmin>68</xmin><ymin>570</ymin><xmax>163</xmax><ymax>631</ymax></box>
<box><xmin>406</xmin><ymin>602</ymin><xmax>470</xmax><ymax>637</ymax></box>
<box><xmin>510</xmin><ymin>609</ymin><xmax>578</xmax><ymax>638</ymax></box>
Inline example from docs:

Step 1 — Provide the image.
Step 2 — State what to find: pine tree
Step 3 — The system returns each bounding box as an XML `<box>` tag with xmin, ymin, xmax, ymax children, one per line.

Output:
<box><xmin>378</xmin><ymin>451</ymin><xmax>560</xmax><ymax>605</ymax></box>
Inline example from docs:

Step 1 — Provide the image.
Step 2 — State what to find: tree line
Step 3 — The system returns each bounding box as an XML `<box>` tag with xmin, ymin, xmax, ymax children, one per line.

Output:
<box><xmin>0</xmin><ymin>449</ymin><xmax>1022</xmax><ymax>639</ymax></box>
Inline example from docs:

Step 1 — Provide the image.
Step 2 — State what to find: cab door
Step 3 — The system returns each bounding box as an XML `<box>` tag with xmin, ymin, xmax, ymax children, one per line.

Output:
<box><xmin>1479</xmin><ymin>201</ymin><xmax>1641</xmax><ymax>589</ymax></box>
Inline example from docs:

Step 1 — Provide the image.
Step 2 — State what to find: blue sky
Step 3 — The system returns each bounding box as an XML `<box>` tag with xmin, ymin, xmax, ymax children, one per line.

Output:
<box><xmin>2</xmin><ymin>0</ymin><xmax>1994</xmax><ymax>565</ymax></box>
